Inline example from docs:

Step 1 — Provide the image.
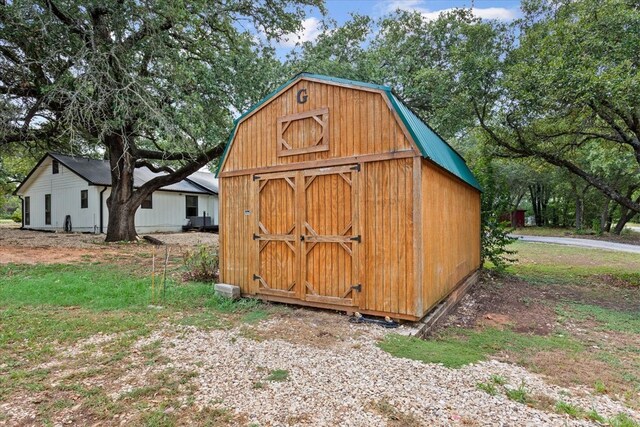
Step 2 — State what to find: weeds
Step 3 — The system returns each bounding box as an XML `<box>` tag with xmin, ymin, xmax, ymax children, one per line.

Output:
<box><xmin>594</xmin><ymin>380</ymin><xmax>607</xmax><ymax>394</ymax></box>
<box><xmin>555</xmin><ymin>401</ymin><xmax>581</xmax><ymax>417</ymax></box>
<box><xmin>266</xmin><ymin>369</ymin><xmax>289</xmax><ymax>382</ymax></box>
<box><xmin>182</xmin><ymin>245</ymin><xmax>219</xmax><ymax>282</ymax></box>
<box><xmin>476</xmin><ymin>382</ymin><xmax>497</xmax><ymax>395</ymax></box>
<box><xmin>490</xmin><ymin>374</ymin><xmax>507</xmax><ymax>385</ymax></box>
<box><xmin>505</xmin><ymin>382</ymin><xmax>528</xmax><ymax>404</ymax></box>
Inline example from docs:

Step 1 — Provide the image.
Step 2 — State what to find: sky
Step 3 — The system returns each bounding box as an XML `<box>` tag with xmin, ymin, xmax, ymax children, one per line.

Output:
<box><xmin>274</xmin><ymin>0</ymin><xmax>522</xmax><ymax>54</ymax></box>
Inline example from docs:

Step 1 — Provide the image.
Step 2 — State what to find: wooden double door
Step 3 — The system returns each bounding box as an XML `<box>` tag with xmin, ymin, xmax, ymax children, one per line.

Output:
<box><xmin>253</xmin><ymin>165</ymin><xmax>361</xmax><ymax>307</ymax></box>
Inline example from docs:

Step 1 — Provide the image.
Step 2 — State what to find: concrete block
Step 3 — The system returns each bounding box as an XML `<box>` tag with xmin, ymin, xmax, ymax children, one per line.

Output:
<box><xmin>214</xmin><ymin>283</ymin><xmax>241</xmax><ymax>300</ymax></box>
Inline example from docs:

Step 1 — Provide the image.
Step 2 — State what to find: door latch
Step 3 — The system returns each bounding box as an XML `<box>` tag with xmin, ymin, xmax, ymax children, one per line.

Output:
<box><xmin>253</xmin><ymin>274</ymin><xmax>261</xmax><ymax>281</ymax></box>
<box><xmin>351</xmin><ymin>284</ymin><xmax>362</xmax><ymax>292</ymax></box>
<box><xmin>350</xmin><ymin>235</ymin><xmax>361</xmax><ymax>243</ymax></box>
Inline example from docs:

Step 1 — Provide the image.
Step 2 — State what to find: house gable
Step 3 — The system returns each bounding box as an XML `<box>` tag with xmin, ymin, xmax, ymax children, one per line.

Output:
<box><xmin>16</xmin><ymin>155</ymin><xmax>90</xmax><ymax>195</ymax></box>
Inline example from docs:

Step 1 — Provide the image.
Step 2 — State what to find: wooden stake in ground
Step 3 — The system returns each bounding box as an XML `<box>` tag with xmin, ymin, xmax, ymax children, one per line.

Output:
<box><xmin>151</xmin><ymin>246</ymin><xmax>156</xmax><ymax>305</ymax></box>
<box><xmin>163</xmin><ymin>246</ymin><xmax>170</xmax><ymax>299</ymax></box>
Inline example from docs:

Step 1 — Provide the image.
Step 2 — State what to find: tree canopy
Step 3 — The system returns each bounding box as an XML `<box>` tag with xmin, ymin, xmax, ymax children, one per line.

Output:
<box><xmin>1</xmin><ymin>0</ymin><xmax>322</xmax><ymax>240</ymax></box>
<box><xmin>285</xmin><ymin>0</ymin><xmax>640</xmax><ymax>234</ymax></box>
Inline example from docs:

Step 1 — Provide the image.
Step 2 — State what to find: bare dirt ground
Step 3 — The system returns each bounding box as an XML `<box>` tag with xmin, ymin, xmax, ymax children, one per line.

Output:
<box><xmin>0</xmin><ymin>227</ymin><xmax>218</xmax><ymax>264</ymax></box>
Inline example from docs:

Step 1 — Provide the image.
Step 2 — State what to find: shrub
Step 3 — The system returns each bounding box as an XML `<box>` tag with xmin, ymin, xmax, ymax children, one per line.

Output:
<box><xmin>482</xmin><ymin>215</ymin><xmax>517</xmax><ymax>271</ymax></box>
<box><xmin>11</xmin><ymin>208</ymin><xmax>21</xmax><ymax>223</ymax></box>
<box><xmin>183</xmin><ymin>245</ymin><xmax>219</xmax><ymax>282</ymax></box>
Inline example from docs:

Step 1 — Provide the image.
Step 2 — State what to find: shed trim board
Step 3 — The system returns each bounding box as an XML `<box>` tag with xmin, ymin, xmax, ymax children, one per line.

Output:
<box><xmin>218</xmin><ymin>74</ymin><xmax>482</xmax><ymax>320</ymax></box>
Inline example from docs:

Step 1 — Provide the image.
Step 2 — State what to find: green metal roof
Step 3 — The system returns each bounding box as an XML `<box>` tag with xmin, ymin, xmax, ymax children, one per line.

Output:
<box><xmin>216</xmin><ymin>73</ymin><xmax>481</xmax><ymax>191</ymax></box>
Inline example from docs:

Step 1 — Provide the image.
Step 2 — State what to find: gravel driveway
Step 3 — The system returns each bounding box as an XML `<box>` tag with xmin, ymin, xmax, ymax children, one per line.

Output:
<box><xmin>512</xmin><ymin>235</ymin><xmax>640</xmax><ymax>254</ymax></box>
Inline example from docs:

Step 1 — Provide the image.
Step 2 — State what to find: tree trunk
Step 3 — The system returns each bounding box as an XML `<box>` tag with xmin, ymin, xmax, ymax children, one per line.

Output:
<box><xmin>575</xmin><ymin>195</ymin><xmax>583</xmax><ymax>229</ymax></box>
<box><xmin>105</xmin><ymin>133</ymin><xmax>141</xmax><ymax>242</ymax></box>
<box><xmin>106</xmin><ymin>201</ymin><xmax>138</xmax><ymax>241</ymax></box>
<box><xmin>600</xmin><ymin>198</ymin><xmax>610</xmax><ymax>232</ymax></box>
<box><xmin>529</xmin><ymin>183</ymin><xmax>547</xmax><ymax>226</ymax></box>
<box><xmin>604</xmin><ymin>201</ymin><xmax>616</xmax><ymax>232</ymax></box>
<box><xmin>613</xmin><ymin>207</ymin><xmax>635</xmax><ymax>235</ymax></box>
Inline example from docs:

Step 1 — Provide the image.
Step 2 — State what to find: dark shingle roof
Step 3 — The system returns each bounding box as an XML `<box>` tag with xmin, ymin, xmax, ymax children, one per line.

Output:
<box><xmin>185</xmin><ymin>170</ymin><xmax>219</xmax><ymax>194</ymax></box>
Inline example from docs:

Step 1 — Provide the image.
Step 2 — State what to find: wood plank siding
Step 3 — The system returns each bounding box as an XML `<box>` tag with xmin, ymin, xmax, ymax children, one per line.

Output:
<box><xmin>219</xmin><ymin>76</ymin><xmax>481</xmax><ymax>320</ymax></box>
<box><xmin>421</xmin><ymin>160</ymin><xmax>482</xmax><ymax>313</ymax></box>
<box><xmin>219</xmin><ymin>80</ymin><xmax>415</xmax><ymax>175</ymax></box>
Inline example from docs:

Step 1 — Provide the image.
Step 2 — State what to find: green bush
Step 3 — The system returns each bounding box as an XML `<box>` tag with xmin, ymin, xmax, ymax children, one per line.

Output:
<box><xmin>11</xmin><ymin>208</ymin><xmax>21</xmax><ymax>223</ymax></box>
<box><xmin>482</xmin><ymin>215</ymin><xmax>517</xmax><ymax>271</ymax></box>
<box><xmin>182</xmin><ymin>244</ymin><xmax>219</xmax><ymax>282</ymax></box>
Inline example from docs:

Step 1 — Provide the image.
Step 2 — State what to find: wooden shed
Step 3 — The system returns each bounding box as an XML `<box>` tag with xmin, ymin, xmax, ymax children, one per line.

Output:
<box><xmin>216</xmin><ymin>73</ymin><xmax>481</xmax><ymax>321</ymax></box>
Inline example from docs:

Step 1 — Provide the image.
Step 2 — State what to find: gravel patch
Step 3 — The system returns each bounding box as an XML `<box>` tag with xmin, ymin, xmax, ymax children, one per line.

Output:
<box><xmin>145</xmin><ymin>231</ymin><xmax>218</xmax><ymax>247</ymax></box>
<box><xmin>135</xmin><ymin>322</ymin><xmax>638</xmax><ymax>426</ymax></box>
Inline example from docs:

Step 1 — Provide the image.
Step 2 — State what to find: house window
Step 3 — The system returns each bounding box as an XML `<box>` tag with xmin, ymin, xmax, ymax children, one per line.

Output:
<box><xmin>81</xmin><ymin>190</ymin><xmax>88</xmax><ymax>209</ymax></box>
<box><xmin>185</xmin><ymin>195</ymin><xmax>198</xmax><ymax>217</ymax></box>
<box><xmin>24</xmin><ymin>197</ymin><xmax>30</xmax><ymax>226</ymax></box>
<box><xmin>52</xmin><ymin>160</ymin><xmax>59</xmax><ymax>174</ymax></box>
<box><xmin>45</xmin><ymin>194</ymin><xmax>51</xmax><ymax>225</ymax></box>
<box><xmin>141</xmin><ymin>193</ymin><xmax>153</xmax><ymax>209</ymax></box>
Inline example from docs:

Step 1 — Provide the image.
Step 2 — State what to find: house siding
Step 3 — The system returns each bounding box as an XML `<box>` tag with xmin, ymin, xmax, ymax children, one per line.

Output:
<box><xmin>18</xmin><ymin>156</ymin><xmax>219</xmax><ymax>233</ymax></box>
<box><xmin>19</xmin><ymin>157</ymin><xmax>99</xmax><ymax>232</ymax></box>
<box><xmin>101</xmin><ymin>189</ymin><xmax>218</xmax><ymax>233</ymax></box>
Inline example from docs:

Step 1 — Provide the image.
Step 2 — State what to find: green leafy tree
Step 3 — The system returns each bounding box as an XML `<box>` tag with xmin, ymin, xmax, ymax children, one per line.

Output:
<box><xmin>1</xmin><ymin>0</ymin><xmax>322</xmax><ymax>241</ymax></box>
<box><xmin>476</xmin><ymin>0</ymin><xmax>640</xmax><ymax>215</ymax></box>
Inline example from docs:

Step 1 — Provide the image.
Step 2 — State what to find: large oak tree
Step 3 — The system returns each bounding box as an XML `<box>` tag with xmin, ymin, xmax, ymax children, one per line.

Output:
<box><xmin>1</xmin><ymin>0</ymin><xmax>322</xmax><ymax>241</ymax></box>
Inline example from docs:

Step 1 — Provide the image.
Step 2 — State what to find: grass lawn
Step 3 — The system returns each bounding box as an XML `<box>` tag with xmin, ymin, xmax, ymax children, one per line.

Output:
<box><xmin>0</xmin><ymin>262</ymin><xmax>273</xmax><ymax>425</ymax></box>
<box><xmin>379</xmin><ymin>241</ymin><xmax>640</xmax><ymax>420</ymax></box>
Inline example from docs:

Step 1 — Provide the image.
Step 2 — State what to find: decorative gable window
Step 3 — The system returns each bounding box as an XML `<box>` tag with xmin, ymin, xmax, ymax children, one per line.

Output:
<box><xmin>141</xmin><ymin>193</ymin><xmax>153</xmax><ymax>209</ymax></box>
<box><xmin>277</xmin><ymin>107</ymin><xmax>329</xmax><ymax>157</ymax></box>
<box><xmin>52</xmin><ymin>160</ymin><xmax>59</xmax><ymax>174</ymax></box>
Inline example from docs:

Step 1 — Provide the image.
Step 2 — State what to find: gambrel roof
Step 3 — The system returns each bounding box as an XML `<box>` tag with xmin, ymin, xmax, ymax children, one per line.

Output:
<box><xmin>216</xmin><ymin>73</ymin><xmax>481</xmax><ymax>191</ymax></box>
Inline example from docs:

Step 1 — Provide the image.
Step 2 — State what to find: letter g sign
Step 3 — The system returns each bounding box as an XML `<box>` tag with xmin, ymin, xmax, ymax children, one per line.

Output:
<box><xmin>297</xmin><ymin>88</ymin><xmax>308</xmax><ymax>104</ymax></box>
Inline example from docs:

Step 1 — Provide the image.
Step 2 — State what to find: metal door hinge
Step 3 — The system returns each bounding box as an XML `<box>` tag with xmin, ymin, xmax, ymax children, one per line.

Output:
<box><xmin>351</xmin><ymin>284</ymin><xmax>362</xmax><ymax>292</ymax></box>
<box><xmin>350</xmin><ymin>164</ymin><xmax>361</xmax><ymax>172</ymax></box>
<box><xmin>350</xmin><ymin>235</ymin><xmax>361</xmax><ymax>243</ymax></box>
<box><xmin>253</xmin><ymin>233</ymin><xmax>260</xmax><ymax>240</ymax></box>
<box><xmin>253</xmin><ymin>174</ymin><xmax>261</xmax><ymax>181</ymax></box>
<box><xmin>253</xmin><ymin>274</ymin><xmax>261</xmax><ymax>281</ymax></box>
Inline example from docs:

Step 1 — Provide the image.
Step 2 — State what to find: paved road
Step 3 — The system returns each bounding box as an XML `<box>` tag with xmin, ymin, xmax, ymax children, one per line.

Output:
<box><xmin>513</xmin><ymin>235</ymin><xmax>640</xmax><ymax>254</ymax></box>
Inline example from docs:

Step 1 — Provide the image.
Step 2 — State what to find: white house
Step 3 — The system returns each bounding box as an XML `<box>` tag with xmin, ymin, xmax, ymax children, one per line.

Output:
<box><xmin>15</xmin><ymin>153</ymin><xmax>219</xmax><ymax>233</ymax></box>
